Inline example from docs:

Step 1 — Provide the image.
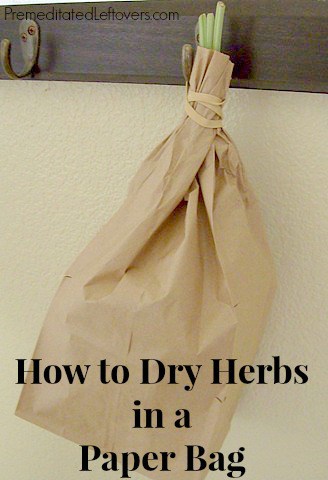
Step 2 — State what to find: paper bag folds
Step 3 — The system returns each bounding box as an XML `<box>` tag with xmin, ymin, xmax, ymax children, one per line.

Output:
<box><xmin>16</xmin><ymin>47</ymin><xmax>276</xmax><ymax>479</ymax></box>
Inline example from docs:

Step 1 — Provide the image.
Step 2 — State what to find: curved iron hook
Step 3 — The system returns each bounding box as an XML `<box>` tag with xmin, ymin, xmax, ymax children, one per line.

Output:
<box><xmin>182</xmin><ymin>44</ymin><xmax>194</xmax><ymax>84</ymax></box>
<box><xmin>182</xmin><ymin>23</ymin><xmax>199</xmax><ymax>84</ymax></box>
<box><xmin>1</xmin><ymin>20</ymin><xmax>40</xmax><ymax>80</ymax></box>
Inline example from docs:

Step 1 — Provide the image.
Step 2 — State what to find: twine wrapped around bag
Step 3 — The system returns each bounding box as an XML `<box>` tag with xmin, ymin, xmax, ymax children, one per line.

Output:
<box><xmin>16</xmin><ymin>47</ymin><xmax>276</xmax><ymax>480</ymax></box>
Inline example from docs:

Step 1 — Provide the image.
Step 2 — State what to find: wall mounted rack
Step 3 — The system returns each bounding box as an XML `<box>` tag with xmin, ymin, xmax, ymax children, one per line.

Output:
<box><xmin>0</xmin><ymin>0</ymin><xmax>327</xmax><ymax>93</ymax></box>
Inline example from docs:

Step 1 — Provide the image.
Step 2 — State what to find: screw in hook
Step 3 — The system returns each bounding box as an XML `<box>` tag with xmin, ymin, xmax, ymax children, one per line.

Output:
<box><xmin>27</xmin><ymin>26</ymin><xmax>36</xmax><ymax>36</ymax></box>
<box><xmin>1</xmin><ymin>19</ymin><xmax>40</xmax><ymax>79</ymax></box>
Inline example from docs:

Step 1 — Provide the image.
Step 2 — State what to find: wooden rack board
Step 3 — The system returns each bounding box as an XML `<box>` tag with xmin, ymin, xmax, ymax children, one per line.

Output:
<box><xmin>0</xmin><ymin>0</ymin><xmax>327</xmax><ymax>93</ymax></box>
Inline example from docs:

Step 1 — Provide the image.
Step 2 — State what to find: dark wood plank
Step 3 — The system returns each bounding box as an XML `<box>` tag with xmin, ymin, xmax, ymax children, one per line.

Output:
<box><xmin>0</xmin><ymin>0</ymin><xmax>327</xmax><ymax>92</ymax></box>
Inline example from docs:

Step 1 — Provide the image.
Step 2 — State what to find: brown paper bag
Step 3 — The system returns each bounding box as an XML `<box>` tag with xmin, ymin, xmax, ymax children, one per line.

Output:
<box><xmin>16</xmin><ymin>47</ymin><xmax>276</xmax><ymax>479</ymax></box>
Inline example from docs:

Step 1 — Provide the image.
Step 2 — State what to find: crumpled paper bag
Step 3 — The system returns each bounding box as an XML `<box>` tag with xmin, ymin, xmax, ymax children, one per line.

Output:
<box><xmin>16</xmin><ymin>46</ymin><xmax>276</xmax><ymax>480</ymax></box>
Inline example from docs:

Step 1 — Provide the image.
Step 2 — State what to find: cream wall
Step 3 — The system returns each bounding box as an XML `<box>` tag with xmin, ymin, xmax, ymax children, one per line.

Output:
<box><xmin>1</xmin><ymin>80</ymin><xmax>327</xmax><ymax>479</ymax></box>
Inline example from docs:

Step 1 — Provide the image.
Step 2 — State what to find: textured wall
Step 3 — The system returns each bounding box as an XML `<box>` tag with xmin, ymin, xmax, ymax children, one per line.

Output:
<box><xmin>1</xmin><ymin>79</ymin><xmax>327</xmax><ymax>479</ymax></box>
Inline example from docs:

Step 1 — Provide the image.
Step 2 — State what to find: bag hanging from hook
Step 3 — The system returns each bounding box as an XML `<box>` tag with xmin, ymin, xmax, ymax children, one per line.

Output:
<box><xmin>16</xmin><ymin>45</ymin><xmax>276</xmax><ymax>480</ymax></box>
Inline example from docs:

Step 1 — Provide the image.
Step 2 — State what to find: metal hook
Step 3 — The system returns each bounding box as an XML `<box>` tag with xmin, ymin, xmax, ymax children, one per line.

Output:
<box><xmin>1</xmin><ymin>20</ymin><xmax>40</xmax><ymax>80</ymax></box>
<box><xmin>182</xmin><ymin>24</ymin><xmax>199</xmax><ymax>83</ymax></box>
<box><xmin>182</xmin><ymin>44</ymin><xmax>194</xmax><ymax>83</ymax></box>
